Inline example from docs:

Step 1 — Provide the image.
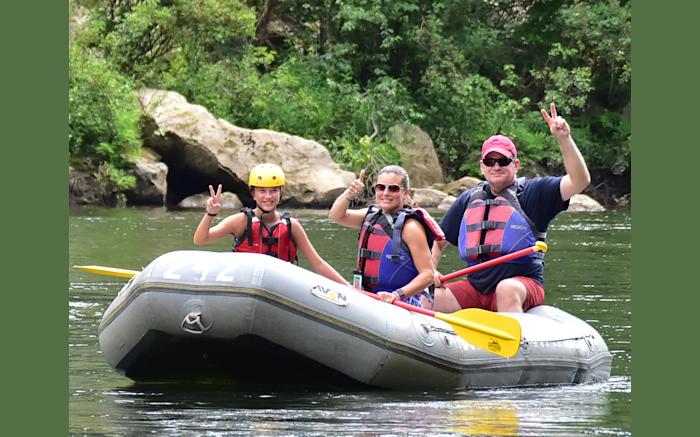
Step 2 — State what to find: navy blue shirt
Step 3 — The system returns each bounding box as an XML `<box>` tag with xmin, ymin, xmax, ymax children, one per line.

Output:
<box><xmin>439</xmin><ymin>177</ymin><xmax>569</xmax><ymax>292</ymax></box>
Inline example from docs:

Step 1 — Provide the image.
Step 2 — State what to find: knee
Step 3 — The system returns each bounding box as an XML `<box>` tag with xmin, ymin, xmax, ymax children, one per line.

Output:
<box><xmin>494</xmin><ymin>279</ymin><xmax>526</xmax><ymax>311</ymax></box>
<box><xmin>432</xmin><ymin>287</ymin><xmax>462</xmax><ymax>313</ymax></box>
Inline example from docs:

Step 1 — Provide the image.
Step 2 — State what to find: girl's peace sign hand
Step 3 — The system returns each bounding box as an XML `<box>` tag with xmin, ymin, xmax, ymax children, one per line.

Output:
<box><xmin>206</xmin><ymin>184</ymin><xmax>222</xmax><ymax>215</ymax></box>
<box><xmin>540</xmin><ymin>102</ymin><xmax>571</xmax><ymax>139</ymax></box>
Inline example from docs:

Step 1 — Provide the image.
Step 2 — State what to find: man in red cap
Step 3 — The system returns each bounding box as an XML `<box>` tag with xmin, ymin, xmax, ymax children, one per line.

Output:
<box><xmin>431</xmin><ymin>103</ymin><xmax>590</xmax><ymax>313</ymax></box>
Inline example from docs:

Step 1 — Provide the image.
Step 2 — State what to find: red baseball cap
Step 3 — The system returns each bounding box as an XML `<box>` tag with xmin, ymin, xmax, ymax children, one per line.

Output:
<box><xmin>481</xmin><ymin>135</ymin><xmax>517</xmax><ymax>159</ymax></box>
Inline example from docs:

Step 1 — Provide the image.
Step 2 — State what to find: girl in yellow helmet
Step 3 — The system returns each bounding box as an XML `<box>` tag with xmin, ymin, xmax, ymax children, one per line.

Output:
<box><xmin>193</xmin><ymin>163</ymin><xmax>349</xmax><ymax>285</ymax></box>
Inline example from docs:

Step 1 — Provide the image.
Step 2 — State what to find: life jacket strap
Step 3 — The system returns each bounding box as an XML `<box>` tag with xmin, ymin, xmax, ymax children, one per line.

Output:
<box><xmin>466</xmin><ymin>244</ymin><xmax>502</xmax><ymax>257</ymax></box>
<box><xmin>232</xmin><ymin>207</ymin><xmax>255</xmax><ymax>251</ymax></box>
<box><xmin>243</xmin><ymin>207</ymin><xmax>255</xmax><ymax>245</ymax></box>
<box><xmin>356</xmin><ymin>205</ymin><xmax>385</xmax><ymax>284</ymax></box>
<box><xmin>363</xmin><ymin>275</ymin><xmax>380</xmax><ymax>287</ymax></box>
<box><xmin>261</xmin><ymin>236</ymin><xmax>279</xmax><ymax>245</ymax></box>
<box><xmin>390</xmin><ymin>211</ymin><xmax>408</xmax><ymax>260</ymax></box>
<box><xmin>466</xmin><ymin>221</ymin><xmax>506</xmax><ymax>231</ymax></box>
<box><xmin>361</xmin><ymin>222</ymin><xmax>387</xmax><ymax>236</ymax></box>
<box><xmin>280</xmin><ymin>211</ymin><xmax>296</xmax><ymax>263</ymax></box>
<box><xmin>502</xmin><ymin>179</ymin><xmax>547</xmax><ymax>242</ymax></box>
<box><xmin>358</xmin><ymin>248</ymin><xmax>382</xmax><ymax>260</ymax></box>
<box><xmin>466</xmin><ymin>198</ymin><xmax>510</xmax><ymax>208</ymax></box>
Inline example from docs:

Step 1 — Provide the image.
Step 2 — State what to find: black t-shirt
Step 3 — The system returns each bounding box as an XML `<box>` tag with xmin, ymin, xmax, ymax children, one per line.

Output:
<box><xmin>439</xmin><ymin>176</ymin><xmax>569</xmax><ymax>292</ymax></box>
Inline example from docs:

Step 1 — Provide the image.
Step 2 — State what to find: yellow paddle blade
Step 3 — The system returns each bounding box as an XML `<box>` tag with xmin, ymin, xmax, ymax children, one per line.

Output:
<box><xmin>74</xmin><ymin>265</ymin><xmax>139</xmax><ymax>279</ymax></box>
<box><xmin>436</xmin><ymin>309</ymin><xmax>521</xmax><ymax>358</ymax></box>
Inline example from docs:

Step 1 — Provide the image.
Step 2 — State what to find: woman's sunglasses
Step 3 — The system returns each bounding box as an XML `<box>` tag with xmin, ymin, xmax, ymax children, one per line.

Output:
<box><xmin>482</xmin><ymin>157</ymin><xmax>515</xmax><ymax>167</ymax></box>
<box><xmin>374</xmin><ymin>183</ymin><xmax>404</xmax><ymax>193</ymax></box>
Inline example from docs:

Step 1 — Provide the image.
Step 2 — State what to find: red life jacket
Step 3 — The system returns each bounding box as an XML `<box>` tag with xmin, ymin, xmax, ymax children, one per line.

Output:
<box><xmin>458</xmin><ymin>181</ymin><xmax>544</xmax><ymax>267</ymax></box>
<box><xmin>233</xmin><ymin>208</ymin><xmax>298</xmax><ymax>263</ymax></box>
<box><xmin>355</xmin><ymin>206</ymin><xmax>444</xmax><ymax>292</ymax></box>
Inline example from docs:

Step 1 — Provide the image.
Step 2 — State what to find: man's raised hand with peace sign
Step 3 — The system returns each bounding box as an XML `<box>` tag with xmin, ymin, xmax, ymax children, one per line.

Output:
<box><xmin>540</xmin><ymin>102</ymin><xmax>571</xmax><ymax>140</ymax></box>
<box><xmin>539</xmin><ymin>102</ymin><xmax>591</xmax><ymax>201</ymax></box>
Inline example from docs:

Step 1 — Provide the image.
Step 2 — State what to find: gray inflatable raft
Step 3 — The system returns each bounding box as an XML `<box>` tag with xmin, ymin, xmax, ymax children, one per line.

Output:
<box><xmin>99</xmin><ymin>250</ymin><xmax>612</xmax><ymax>390</ymax></box>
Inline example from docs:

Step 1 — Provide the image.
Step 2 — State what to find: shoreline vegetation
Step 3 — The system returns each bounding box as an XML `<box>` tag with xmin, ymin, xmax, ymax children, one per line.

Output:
<box><xmin>69</xmin><ymin>0</ymin><xmax>630</xmax><ymax>209</ymax></box>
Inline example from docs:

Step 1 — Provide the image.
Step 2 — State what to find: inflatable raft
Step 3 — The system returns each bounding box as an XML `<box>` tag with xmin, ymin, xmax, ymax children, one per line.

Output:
<box><xmin>98</xmin><ymin>250</ymin><xmax>612</xmax><ymax>390</ymax></box>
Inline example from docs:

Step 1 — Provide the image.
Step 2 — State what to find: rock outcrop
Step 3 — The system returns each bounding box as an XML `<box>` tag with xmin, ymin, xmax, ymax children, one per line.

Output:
<box><xmin>434</xmin><ymin>176</ymin><xmax>482</xmax><ymax>196</ymax></box>
<box><xmin>69</xmin><ymin>167</ymin><xmax>103</xmax><ymax>206</ymax></box>
<box><xmin>137</xmin><ymin>89</ymin><xmax>355</xmax><ymax>207</ymax></box>
<box><xmin>124</xmin><ymin>148</ymin><xmax>168</xmax><ymax>205</ymax></box>
<box><xmin>68</xmin><ymin>89</ymin><xmax>613</xmax><ymax>213</ymax></box>
<box><xmin>389</xmin><ymin>124</ymin><xmax>444</xmax><ymax>187</ymax></box>
<box><xmin>566</xmin><ymin>194</ymin><xmax>606</xmax><ymax>212</ymax></box>
<box><xmin>179</xmin><ymin>192</ymin><xmax>243</xmax><ymax>210</ymax></box>
<box><xmin>411</xmin><ymin>188</ymin><xmax>449</xmax><ymax>209</ymax></box>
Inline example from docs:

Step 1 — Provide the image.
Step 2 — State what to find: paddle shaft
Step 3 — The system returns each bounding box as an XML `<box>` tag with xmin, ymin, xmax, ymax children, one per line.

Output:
<box><xmin>358</xmin><ymin>289</ymin><xmax>434</xmax><ymax>316</ymax></box>
<box><xmin>438</xmin><ymin>242</ymin><xmax>547</xmax><ymax>283</ymax></box>
<box><xmin>74</xmin><ymin>265</ymin><xmax>141</xmax><ymax>278</ymax></box>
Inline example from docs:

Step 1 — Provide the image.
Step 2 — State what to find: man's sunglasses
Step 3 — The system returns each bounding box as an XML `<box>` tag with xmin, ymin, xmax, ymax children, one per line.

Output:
<box><xmin>482</xmin><ymin>157</ymin><xmax>515</xmax><ymax>167</ymax></box>
<box><xmin>374</xmin><ymin>183</ymin><xmax>404</xmax><ymax>193</ymax></box>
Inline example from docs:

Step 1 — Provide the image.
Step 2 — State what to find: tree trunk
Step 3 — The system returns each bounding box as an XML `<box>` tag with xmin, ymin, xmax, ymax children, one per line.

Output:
<box><xmin>255</xmin><ymin>0</ymin><xmax>278</xmax><ymax>45</ymax></box>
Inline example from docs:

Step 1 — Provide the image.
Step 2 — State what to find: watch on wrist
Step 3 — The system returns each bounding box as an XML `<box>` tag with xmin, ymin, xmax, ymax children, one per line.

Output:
<box><xmin>394</xmin><ymin>288</ymin><xmax>406</xmax><ymax>298</ymax></box>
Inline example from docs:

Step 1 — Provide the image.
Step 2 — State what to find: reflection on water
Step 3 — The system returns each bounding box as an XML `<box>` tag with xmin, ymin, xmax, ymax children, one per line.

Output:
<box><xmin>446</xmin><ymin>400</ymin><xmax>519</xmax><ymax>436</ymax></box>
<box><xmin>75</xmin><ymin>379</ymin><xmax>630</xmax><ymax>436</ymax></box>
<box><xmin>69</xmin><ymin>207</ymin><xmax>631</xmax><ymax>435</ymax></box>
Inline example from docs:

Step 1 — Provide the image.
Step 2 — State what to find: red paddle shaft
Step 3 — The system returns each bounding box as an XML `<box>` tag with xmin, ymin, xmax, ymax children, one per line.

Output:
<box><xmin>359</xmin><ymin>289</ymin><xmax>436</xmax><ymax>316</ymax></box>
<box><xmin>438</xmin><ymin>241</ymin><xmax>548</xmax><ymax>283</ymax></box>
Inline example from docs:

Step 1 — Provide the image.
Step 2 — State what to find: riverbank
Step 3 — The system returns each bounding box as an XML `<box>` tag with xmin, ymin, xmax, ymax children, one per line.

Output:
<box><xmin>69</xmin><ymin>167</ymin><xmax>617</xmax><ymax>212</ymax></box>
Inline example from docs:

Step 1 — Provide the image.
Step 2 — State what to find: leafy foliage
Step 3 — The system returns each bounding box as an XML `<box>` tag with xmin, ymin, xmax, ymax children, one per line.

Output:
<box><xmin>69</xmin><ymin>0</ymin><xmax>631</xmax><ymax>202</ymax></box>
<box><xmin>68</xmin><ymin>43</ymin><xmax>141</xmax><ymax>191</ymax></box>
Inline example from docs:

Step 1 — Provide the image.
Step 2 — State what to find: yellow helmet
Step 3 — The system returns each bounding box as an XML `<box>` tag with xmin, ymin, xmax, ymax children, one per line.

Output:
<box><xmin>248</xmin><ymin>163</ymin><xmax>286</xmax><ymax>188</ymax></box>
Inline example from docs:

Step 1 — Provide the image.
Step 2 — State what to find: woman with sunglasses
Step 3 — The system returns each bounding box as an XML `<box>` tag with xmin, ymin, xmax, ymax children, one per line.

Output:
<box><xmin>329</xmin><ymin>165</ymin><xmax>445</xmax><ymax>308</ymax></box>
<box><xmin>431</xmin><ymin>102</ymin><xmax>591</xmax><ymax>313</ymax></box>
<box><xmin>193</xmin><ymin>163</ymin><xmax>349</xmax><ymax>285</ymax></box>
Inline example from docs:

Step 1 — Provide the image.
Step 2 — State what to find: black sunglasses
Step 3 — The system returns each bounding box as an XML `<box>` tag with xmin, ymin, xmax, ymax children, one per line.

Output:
<box><xmin>374</xmin><ymin>183</ymin><xmax>403</xmax><ymax>193</ymax></box>
<box><xmin>482</xmin><ymin>157</ymin><xmax>515</xmax><ymax>167</ymax></box>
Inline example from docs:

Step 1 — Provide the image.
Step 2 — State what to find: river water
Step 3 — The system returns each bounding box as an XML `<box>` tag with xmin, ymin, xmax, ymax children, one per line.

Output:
<box><xmin>69</xmin><ymin>207</ymin><xmax>631</xmax><ymax>436</ymax></box>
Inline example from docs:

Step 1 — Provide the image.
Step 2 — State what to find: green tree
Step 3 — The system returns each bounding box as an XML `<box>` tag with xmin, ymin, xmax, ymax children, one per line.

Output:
<box><xmin>69</xmin><ymin>43</ymin><xmax>141</xmax><ymax>195</ymax></box>
<box><xmin>69</xmin><ymin>0</ymin><xmax>631</xmax><ymax>205</ymax></box>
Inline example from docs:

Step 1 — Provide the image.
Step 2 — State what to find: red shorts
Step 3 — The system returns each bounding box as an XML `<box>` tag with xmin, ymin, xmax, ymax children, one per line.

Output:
<box><xmin>445</xmin><ymin>276</ymin><xmax>545</xmax><ymax>312</ymax></box>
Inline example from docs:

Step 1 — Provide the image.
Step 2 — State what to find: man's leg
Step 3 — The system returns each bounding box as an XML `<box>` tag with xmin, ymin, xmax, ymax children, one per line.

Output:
<box><xmin>494</xmin><ymin>278</ymin><xmax>527</xmax><ymax>312</ymax></box>
<box><xmin>494</xmin><ymin>277</ymin><xmax>545</xmax><ymax>312</ymax></box>
<box><xmin>431</xmin><ymin>279</ymin><xmax>494</xmax><ymax>312</ymax></box>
